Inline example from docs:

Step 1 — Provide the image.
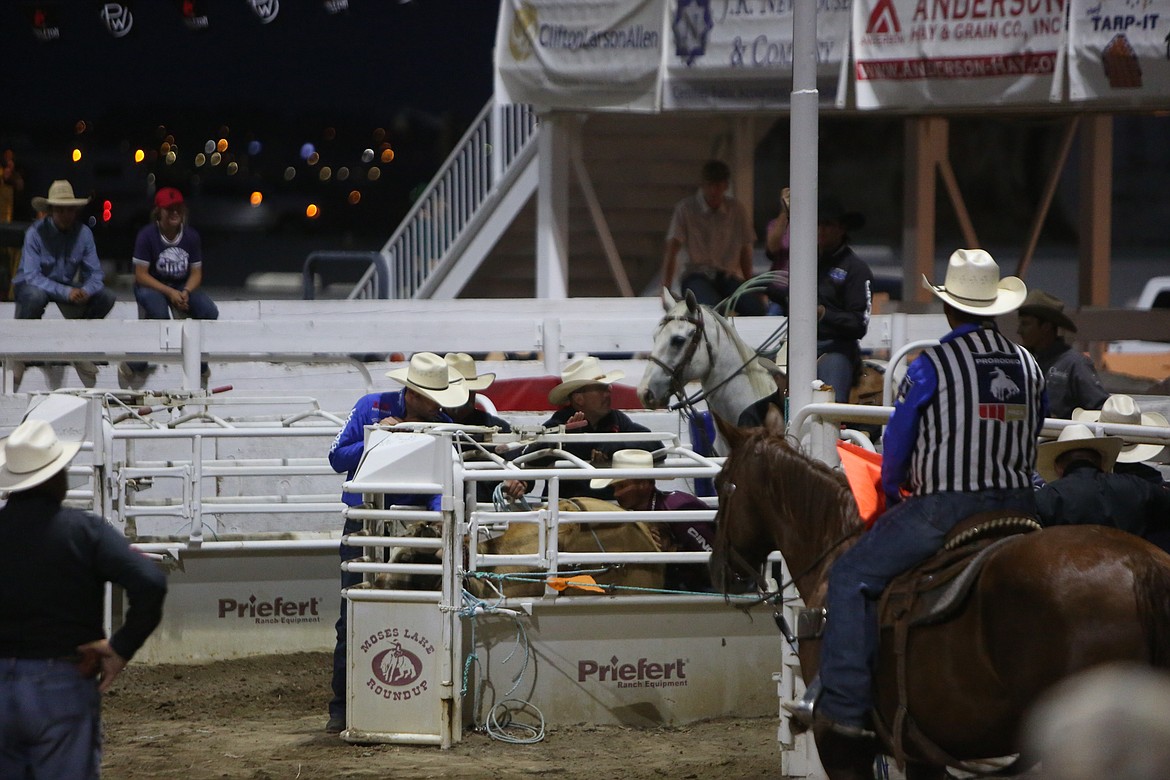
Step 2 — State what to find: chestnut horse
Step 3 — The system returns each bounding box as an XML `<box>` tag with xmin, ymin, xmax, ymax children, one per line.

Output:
<box><xmin>709</xmin><ymin>410</ymin><xmax>1170</xmax><ymax>780</ymax></box>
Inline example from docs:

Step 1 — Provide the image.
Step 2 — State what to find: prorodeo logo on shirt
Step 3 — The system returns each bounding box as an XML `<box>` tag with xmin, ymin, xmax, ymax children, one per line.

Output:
<box><xmin>578</xmin><ymin>655</ymin><xmax>688</xmax><ymax>689</ymax></box>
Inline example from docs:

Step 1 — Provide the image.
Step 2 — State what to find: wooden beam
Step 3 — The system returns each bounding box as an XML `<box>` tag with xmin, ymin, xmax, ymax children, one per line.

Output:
<box><xmin>902</xmin><ymin>117</ymin><xmax>945</xmax><ymax>303</ymax></box>
<box><xmin>1078</xmin><ymin>115</ymin><xmax>1112</xmax><ymax>308</ymax></box>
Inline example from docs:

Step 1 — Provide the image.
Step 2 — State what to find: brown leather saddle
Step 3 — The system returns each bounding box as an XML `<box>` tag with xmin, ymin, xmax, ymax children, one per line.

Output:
<box><xmin>874</xmin><ymin>510</ymin><xmax>1042</xmax><ymax>770</ymax></box>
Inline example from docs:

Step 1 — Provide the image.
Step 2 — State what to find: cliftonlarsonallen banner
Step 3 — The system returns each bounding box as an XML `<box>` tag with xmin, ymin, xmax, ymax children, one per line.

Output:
<box><xmin>661</xmin><ymin>0</ymin><xmax>852</xmax><ymax>110</ymax></box>
<box><xmin>494</xmin><ymin>0</ymin><xmax>664</xmax><ymax>111</ymax></box>
<box><xmin>852</xmin><ymin>0</ymin><xmax>1066</xmax><ymax>109</ymax></box>
<box><xmin>1067</xmin><ymin>0</ymin><xmax>1170</xmax><ymax>104</ymax></box>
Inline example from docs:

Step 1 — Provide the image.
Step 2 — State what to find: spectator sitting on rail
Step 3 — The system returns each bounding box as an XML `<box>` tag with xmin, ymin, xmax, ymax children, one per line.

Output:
<box><xmin>1015</xmin><ymin>289</ymin><xmax>1108</xmax><ymax>419</ymax></box>
<box><xmin>1034</xmin><ymin>423</ymin><xmax>1170</xmax><ymax>554</ymax></box>
<box><xmin>120</xmin><ymin>187</ymin><xmax>219</xmax><ymax>389</ymax></box>
<box><xmin>590</xmin><ymin>448</ymin><xmax>715</xmax><ymax>591</ymax></box>
<box><xmin>1072</xmin><ymin>394</ymin><xmax>1168</xmax><ymax>486</ymax></box>
<box><xmin>324</xmin><ymin>352</ymin><xmax>467</xmax><ymax>736</ymax></box>
<box><xmin>13</xmin><ymin>180</ymin><xmax>116</xmax><ymax>388</ymax></box>
<box><xmin>0</xmin><ymin>419</ymin><xmax>167</xmax><ymax>777</ymax></box>
<box><xmin>661</xmin><ymin>159</ymin><xmax>765</xmax><ymax>316</ymax></box>
<box><xmin>502</xmin><ymin>356</ymin><xmax>657</xmax><ymax>503</ymax></box>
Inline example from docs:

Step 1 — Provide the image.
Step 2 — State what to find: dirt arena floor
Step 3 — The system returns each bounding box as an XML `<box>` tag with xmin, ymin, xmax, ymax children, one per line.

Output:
<box><xmin>102</xmin><ymin>651</ymin><xmax>785</xmax><ymax>779</ymax></box>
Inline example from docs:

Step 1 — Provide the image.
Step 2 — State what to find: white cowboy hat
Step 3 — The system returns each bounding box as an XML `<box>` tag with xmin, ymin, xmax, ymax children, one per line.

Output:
<box><xmin>31</xmin><ymin>179</ymin><xmax>91</xmax><ymax>212</ymax></box>
<box><xmin>443</xmin><ymin>352</ymin><xmax>495</xmax><ymax>392</ymax></box>
<box><xmin>1036</xmin><ymin>423</ymin><xmax>1123</xmax><ymax>483</ymax></box>
<box><xmin>385</xmin><ymin>352</ymin><xmax>469</xmax><ymax>408</ymax></box>
<box><xmin>590</xmin><ymin>448</ymin><xmax>654</xmax><ymax>489</ymax></box>
<box><xmin>548</xmin><ymin>356</ymin><xmax>624</xmax><ymax>406</ymax></box>
<box><xmin>0</xmin><ymin>419</ymin><xmax>82</xmax><ymax>494</ymax></box>
<box><xmin>1073</xmin><ymin>395</ymin><xmax>1168</xmax><ymax>463</ymax></box>
<box><xmin>922</xmin><ymin>249</ymin><xmax>1027</xmax><ymax>317</ymax></box>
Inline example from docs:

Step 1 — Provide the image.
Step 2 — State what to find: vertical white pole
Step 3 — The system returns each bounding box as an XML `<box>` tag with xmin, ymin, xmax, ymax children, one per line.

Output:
<box><xmin>536</xmin><ymin>113</ymin><xmax>570</xmax><ymax>299</ymax></box>
<box><xmin>788</xmin><ymin>2</ymin><xmax>820</xmax><ymax>424</ymax></box>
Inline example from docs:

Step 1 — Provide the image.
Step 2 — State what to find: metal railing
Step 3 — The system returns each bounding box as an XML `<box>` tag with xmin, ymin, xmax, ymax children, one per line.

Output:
<box><xmin>347</xmin><ymin>100</ymin><xmax>539</xmax><ymax>300</ymax></box>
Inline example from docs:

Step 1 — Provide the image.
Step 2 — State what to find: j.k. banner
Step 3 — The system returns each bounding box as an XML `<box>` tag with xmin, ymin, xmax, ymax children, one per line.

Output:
<box><xmin>851</xmin><ymin>0</ymin><xmax>1066</xmax><ymax>109</ymax></box>
<box><xmin>661</xmin><ymin>0</ymin><xmax>852</xmax><ymax>110</ymax></box>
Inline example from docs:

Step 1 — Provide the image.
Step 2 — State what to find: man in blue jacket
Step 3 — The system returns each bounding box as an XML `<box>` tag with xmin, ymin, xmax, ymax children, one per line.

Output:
<box><xmin>324</xmin><ymin>352</ymin><xmax>467</xmax><ymax>734</ymax></box>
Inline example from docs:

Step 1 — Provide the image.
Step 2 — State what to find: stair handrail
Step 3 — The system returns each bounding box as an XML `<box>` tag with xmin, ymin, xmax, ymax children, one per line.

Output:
<box><xmin>347</xmin><ymin>99</ymin><xmax>538</xmax><ymax>300</ymax></box>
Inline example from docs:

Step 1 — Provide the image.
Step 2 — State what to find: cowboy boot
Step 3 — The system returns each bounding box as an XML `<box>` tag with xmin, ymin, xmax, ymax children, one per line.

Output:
<box><xmin>781</xmin><ymin>675</ymin><xmax>821</xmax><ymax>733</ymax></box>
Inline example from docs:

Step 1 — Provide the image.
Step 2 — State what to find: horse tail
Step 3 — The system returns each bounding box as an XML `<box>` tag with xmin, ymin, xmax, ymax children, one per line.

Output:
<box><xmin>1134</xmin><ymin>552</ymin><xmax>1170</xmax><ymax>669</ymax></box>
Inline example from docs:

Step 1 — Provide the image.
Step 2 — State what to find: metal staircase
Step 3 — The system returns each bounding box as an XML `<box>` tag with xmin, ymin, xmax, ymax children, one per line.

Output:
<box><xmin>345</xmin><ymin>100</ymin><xmax>539</xmax><ymax>300</ymax></box>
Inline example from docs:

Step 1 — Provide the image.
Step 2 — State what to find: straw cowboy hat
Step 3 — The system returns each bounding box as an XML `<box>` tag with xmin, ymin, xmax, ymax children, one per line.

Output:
<box><xmin>1018</xmin><ymin>290</ymin><xmax>1077</xmax><ymax>332</ymax></box>
<box><xmin>923</xmin><ymin>248</ymin><xmax>1027</xmax><ymax>316</ymax></box>
<box><xmin>1036</xmin><ymin>423</ymin><xmax>1123</xmax><ymax>483</ymax></box>
<box><xmin>1073</xmin><ymin>394</ymin><xmax>1168</xmax><ymax>463</ymax></box>
<box><xmin>443</xmin><ymin>353</ymin><xmax>495</xmax><ymax>392</ymax></box>
<box><xmin>589</xmin><ymin>448</ymin><xmax>654</xmax><ymax>489</ymax></box>
<box><xmin>0</xmin><ymin>419</ymin><xmax>82</xmax><ymax>495</ymax></box>
<box><xmin>548</xmin><ymin>356</ymin><xmax>624</xmax><ymax>406</ymax></box>
<box><xmin>31</xmin><ymin>179</ymin><xmax>91</xmax><ymax>212</ymax></box>
<box><xmin>385</xmin><ymin>352</ymin><xmax>469</xmax><ymax>408</ymax></box>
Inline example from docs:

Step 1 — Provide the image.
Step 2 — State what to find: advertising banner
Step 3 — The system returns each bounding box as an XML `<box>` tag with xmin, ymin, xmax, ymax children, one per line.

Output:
<box><xmin>1067</xmin><ymin>0</ymin><xmax>1170</xmax><ymax>104</ymax></box>
<box><xmin>852</xmin><ymin>0</ymin><xmax>1066</xmax><ymax>109</ymax></box>
<box><xmin>662</xmin><ymin>0</ymin><xmax>852</xmax><ymax>110</ymax></box>
<box><xmin>347</xmin><ymin>600</ymin><xmax>445</xmax><ymax>741</ymax></box>
<box><xmin>495</xmin><ymin>0</ymin><xmax>664</xmax><ymax>111</ymax></box>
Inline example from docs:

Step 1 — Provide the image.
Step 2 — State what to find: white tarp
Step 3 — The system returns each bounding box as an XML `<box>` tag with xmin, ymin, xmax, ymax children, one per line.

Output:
<box><xmin>494</xmin><ymin>0</ymin><xmax>664</xmax><ymax>111</ymax></box>
<box><xmin>851</xmin><ymin>0</ymin><xmax>1066</xmax><ymax>109</ymax></box>
<box><xmin>661</xmin><ymin>0</ymin><xmax>853</xmax><ymax>110</ymax></box>
<box><xmin>1067</xmin><ymin>0</ymin><xmax>1170</xmax><ymax>104</ymax></box>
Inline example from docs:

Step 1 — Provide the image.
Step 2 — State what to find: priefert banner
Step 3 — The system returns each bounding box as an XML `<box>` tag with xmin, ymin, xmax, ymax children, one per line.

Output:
<box><xmin>852</xmin><ymin>0</ymin><xmax>1066</xmax><ymax>109</ymax></box>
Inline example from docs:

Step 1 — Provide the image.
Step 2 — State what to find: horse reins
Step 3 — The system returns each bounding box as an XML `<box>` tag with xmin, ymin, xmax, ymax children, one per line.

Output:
<box><xmin>647</xmin><ymin>308</ymin><xmax>711</xmax><ymax>411</ymax></box>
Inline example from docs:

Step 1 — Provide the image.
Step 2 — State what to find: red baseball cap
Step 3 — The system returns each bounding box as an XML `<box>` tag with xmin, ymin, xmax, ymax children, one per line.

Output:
<box><xmin>155</xmin><ymin>187</ymin><xmax>184</xmax><ymax>209</ymax></box>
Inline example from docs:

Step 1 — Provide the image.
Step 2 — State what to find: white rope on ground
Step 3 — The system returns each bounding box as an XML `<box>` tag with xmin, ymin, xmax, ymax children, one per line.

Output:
<box><xmin>457</xmin><ymin>589</ymin><xmax>546</xmax><ymax>744</ymax></box>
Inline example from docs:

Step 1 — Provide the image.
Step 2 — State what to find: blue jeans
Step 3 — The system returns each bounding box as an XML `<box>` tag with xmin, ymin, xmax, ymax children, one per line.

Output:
<box><xmin>14</xmin><ymin>284</ymin><xmax>116</xmax><ymax>320</ymax></box>
<box><xmin>127</xmin><ymin>285</ymin><xmax>219</xmax><ymax>373</ymax></box>
<box><xmin>817</xmin><ymin>488</ymin><xmax>1035</xmax><ymax>727</ymax></box>
<box><xmin>134</xmin><ymin>285</ymin><xmax>219</xmax><ymax>321</ymax></box>
<box><xmin>681</xmin><ymin>271</ymin><xmax>765</xmax><ymax>316</ymax></box>
<box><xmin>0</xmin><ymin>658</ymin><xmax>102</xmax><ymax>780</ymax></box>
<box><xmin>816</xmin><ymin>341</ymin><xmax>855</xmax><ymax>404</ymax></box>
<box><xmin>330</xmin><ymin>517</ymin><xmax>365</xmax><ymax>722</ymax></box>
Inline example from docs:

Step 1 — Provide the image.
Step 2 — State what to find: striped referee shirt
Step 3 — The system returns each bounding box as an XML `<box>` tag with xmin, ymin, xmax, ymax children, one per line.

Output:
<box><xmin>882</xmin><ymin>323</ymin><xmax>1047</xmax><ymax>501</ymax></box>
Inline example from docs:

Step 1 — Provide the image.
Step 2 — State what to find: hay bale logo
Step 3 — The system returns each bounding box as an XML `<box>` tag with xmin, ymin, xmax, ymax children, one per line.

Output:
<box><xmin>509</xmin><ymin>1</ymin><xmax>537</xmax><ymax>61</ymax></box>
<box><xmin>372</xmin><ymin>641</ymin><xmax>423</xmax><ymax>687</ymax></box>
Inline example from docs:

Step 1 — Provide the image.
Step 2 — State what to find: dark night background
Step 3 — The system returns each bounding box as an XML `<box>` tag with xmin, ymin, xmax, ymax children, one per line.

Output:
<box><xmin>3</xmin><ymin>1</ymin><xmax>1168</xmax><ymax>301</ymax></box>
<box><xmin>1</xmin><ymin>0</ymin><xmax>501</xmax><ymax>288</ymax></box>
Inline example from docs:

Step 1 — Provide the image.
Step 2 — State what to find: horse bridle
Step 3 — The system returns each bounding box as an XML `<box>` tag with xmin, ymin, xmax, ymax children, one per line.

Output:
<box><xmin>646</xmin><ymin>307</ymin><xmax>713</xmax><ymax>410</ymax></box>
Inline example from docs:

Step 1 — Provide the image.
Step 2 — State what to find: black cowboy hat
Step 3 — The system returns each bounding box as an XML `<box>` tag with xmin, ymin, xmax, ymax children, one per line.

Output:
<box><xmin>818</xmin><ymin>196</ymin><xmax>865</xmax><ymax>232</ymax></box>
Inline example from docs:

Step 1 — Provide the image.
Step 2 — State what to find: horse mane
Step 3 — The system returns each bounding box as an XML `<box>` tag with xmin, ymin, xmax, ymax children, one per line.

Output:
<box><xmin>702</xmin><ymin>305</ymin><xmax>775</xmax><ymax>401</ymax></box>
<box><xmin>736</xmin><ymin>426</ymin><xmax>862</xmax><ymax>548</ymax></box>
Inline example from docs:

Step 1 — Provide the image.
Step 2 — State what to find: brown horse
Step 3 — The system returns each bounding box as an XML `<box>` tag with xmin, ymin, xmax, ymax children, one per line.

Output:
<box><xmin>709</xmin><ymin>410</ymin><xmax>1170</xmax><ymax>780</ymax></box>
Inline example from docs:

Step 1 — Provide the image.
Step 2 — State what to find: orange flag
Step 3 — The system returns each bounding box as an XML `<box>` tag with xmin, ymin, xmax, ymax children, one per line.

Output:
<box><xmin>546</xmin><ymin>574</ymin><xmax>606</xmax><ymax>593</ymax></box>
<box><xmin>837</xmin><ymin>441</ymin><xmax>885</xmax><ymax>528</ymax></box>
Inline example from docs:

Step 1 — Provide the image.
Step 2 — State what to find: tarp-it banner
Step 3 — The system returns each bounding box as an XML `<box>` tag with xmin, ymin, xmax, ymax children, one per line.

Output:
<box><xmin>851</xmin><ymin>0</ymin><xmax>1066</xmax><ymax>109</ymax></box>
<box><xmin>1067</xmin><ymin>0</ymin><xmax>1170</xmax><ymax>105</ymax></box>
<box><xmin>661</xmin><ymin>0</ymin><xmax>852</xmax><ymax>110</ymax></box>
<box><xmin>494</xmin><ymin>0</ymin><xmax>664</xmax><ymax>111</ymax></box>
